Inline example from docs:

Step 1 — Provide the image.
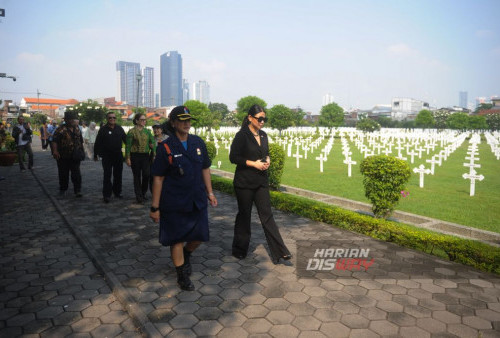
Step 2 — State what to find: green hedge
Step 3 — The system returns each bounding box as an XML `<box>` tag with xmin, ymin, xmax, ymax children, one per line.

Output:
<box><xmin>211</xmin><ymin>175</ymin><xmax>500</xmax><ymax>274</ymax></box>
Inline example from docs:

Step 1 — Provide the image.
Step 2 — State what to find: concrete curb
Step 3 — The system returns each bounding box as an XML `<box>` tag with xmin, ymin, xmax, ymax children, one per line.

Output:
<box><xmin>31</xmin><ymin>169</ymin><xmax>160</xmax><ymax>338</ymax></box>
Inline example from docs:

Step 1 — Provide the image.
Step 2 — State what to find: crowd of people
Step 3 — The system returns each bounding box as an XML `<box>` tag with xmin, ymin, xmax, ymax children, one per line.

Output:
<box><xmin>6</xmin><ymin>104</ymin><xmax>292</xmax><ymax>291</ymax></box>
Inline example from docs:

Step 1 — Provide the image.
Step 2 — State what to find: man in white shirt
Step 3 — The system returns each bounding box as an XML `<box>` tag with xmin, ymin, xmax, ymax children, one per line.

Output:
<box><xmin>11</xmin><ymin>116</ymin><xmax>34</xmax><ymax>172</ymax></box>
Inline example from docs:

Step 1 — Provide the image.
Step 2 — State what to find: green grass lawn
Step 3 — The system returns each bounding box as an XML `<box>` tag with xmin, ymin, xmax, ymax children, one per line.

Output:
<box><xmin>212</xmin><ymin>133</ymin><xmax>500</xmax><ymax>233</ymax></box>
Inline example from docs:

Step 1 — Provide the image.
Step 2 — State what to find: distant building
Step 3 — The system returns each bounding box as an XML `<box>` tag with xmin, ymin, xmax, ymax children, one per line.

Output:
<box><xmin>19</xmin><ymin>97</ymin><xmax>79</xmax><ymax>118</ymax></box>
<box><xmin>116</xmin><ymin>61</ymin><xmax>141</xmax><ymax>106</ymax></box>
<box><xmin>143</xmin><ymin>67</ymin><xmax>154</xmax><ymax>108</ymax></box>
<box><xmin>192</xmin><ymin>80</ymin><xmax>210</xmax><ymax>105</ymax></box>
<box><xmin>160</xmin><ymin>51</ymin><xmax>183</xmax><ymax>107</ymax></box>
<box><xmin>322</xmin><ymin>93</ymin><xmax>334</xmax><ymax>106</ymax></box>
<box><xmin>370</xmin><ymin>104</ymin><xmax>392</xmax><ymax>118</ymax></box>
<box><xmin>477</xmin><ymin>97</ymin><xmax>500</xmax><ymax>116</ymax></box>
<box><xmin>182</xmin><ymin>79</ymin><xmax>190</xmax><ymax>103</ymax></box>
<box><xmin>155</xmin><ymin>93</ymin><xmax>160</xmax><ymax>108</ymax></box>
<box><xmin>391</xmin><ymin>98</ymin><xmax>430</xmax><ymax>120</ymax></box>
<box><xmin>459</xmin><ymin>91</ymin><xmax>468</xmax><ymax>109</ymax></box>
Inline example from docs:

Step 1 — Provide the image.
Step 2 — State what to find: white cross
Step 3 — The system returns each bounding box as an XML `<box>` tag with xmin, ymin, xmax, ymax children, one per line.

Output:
<box><xmin>217</xmin><ymin>161</ymin><xmax>221</xmax><ymax>169</ymax></box>
<box><xmin>293</xmin><ymin>147</ymin><xmax>303</xmax><ymax>168</ymax></box>
<box><xmin>343</xmin><ymin>157</ymin><xmax>357</xmax><ymax>177</ymax></box>
<box><xmin>303</xmin><ymin>145</ymin><xmax>309</xmax><ymax>159</ymax></box>
<box><xmin>382</xmin><ymin>148</ymin><xmax>391</xmax><ymax>156</ymax></box>
<box><xmin>462</xmin><ymin>169</ymin><xmax>484</xmax><ymax>196</ymax></box>
<box><xmin>413</xmin><ymin>164</ymin><xmax>431</xmax><ymax>188</ymax></box>
<box><xmin>463</xmin><ymin>162</ymin><xmax>481</xmax><ymax>173</ymax></box>
<box><xmin>425</xmin><ymin>157</ymin><xmax>440</xmax><ymax>175</ymax></box>
<box><xmin>407</xmin><ymin>149</ymin><xmax>418</xmax><ymax>163</ymax></box>
<box><xmin>316</xmin><ymin>153</ymin><xmax>327</xmax><ymax>173</ymax></box>
<box><xmin>287</xmin><ymin>143</ymin><xmax>292</xmax><ymax>157</ymax></box>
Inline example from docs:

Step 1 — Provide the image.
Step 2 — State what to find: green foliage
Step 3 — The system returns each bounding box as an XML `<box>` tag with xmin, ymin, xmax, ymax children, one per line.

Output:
<box><xmin>468</xmin><ymin>115</ymin><xmax>488</xmax><ymax>130</ymax></box>
<box><xmin>211</xmin><ymin>175</ymin><xmax>500</xmax><ymax>274</ymax></box>
<box><xmin>205</xmin><ymin>141</ymin><xmax>217</xmax><ymax>162</ymax></box>
<box><xmin>236</xmin><ymin>96</ymin><xmax>267</xmax><ymax>124</ymax></box>
<box><xmin>415</xmin><ymin>109</ymin><xmax>435</xmax><ymax>128</ymax></box>
<box><xmin>184</xmin><ymin>100</ymin><xmax>217</xmax><ymax>131</ymax></box>
<box><xmin>318</xmin><ymin>102</ymin><xmax>344</xmax><ymax>127</ymax></box>
<box><xmin>209</xmin><ymin>102</ymin><xmax>229</xmax><ymax>123</ymax></box>
<box><xmin>360</xmin><ymin>155</ymin><xmax>411</xmax><ymax>218</ymax></box>
<box><xmin>356</xmin><ymin>118</ymin><xmax>381</xmax><ymax>132</ymax></box>
<box><xmin>433</xmin><ymin>110</ymin><xmax>449</xmax><ymax>129</ymax></box>
<box><xmin>268</xmin><ymin>143</ymin><xmax>285</xmax><ymax>190</ymax></box>
<box><xmin>474</xmin><ymin>103</ymin><xmax>493</xmax><ymax>113</ymax></box>
<box><xmin>1</xmin><ymin>132</ymin><xmax>17</xmax><ymax>151</ymax></box>
<box><xmin>31</xmin><ymin>113</ymin><xmax>47</xmax><ymax>126</ymax></box>
<box><xmin>222</xmin><ymin>110</ymin><xmax>239</xmax><ymax>126</ymax></box>
<box><xmin>291</xmin><ymin>107</ymin><xmax>306</xmax><ymax>126</ymax></box>
<box><xmin>268</xmin><ymin>104</ymin><xmax>294</xmax><ymax>133</ymax></box>
<box><xmin>446</xmin><ymin>112</ymin><xmax>469</xmax><ymax>130</ymax></box>
<box><xmin>70</xmin><ymin>99</ymin><xmax>108</xmax><ymax>125</ymax></box>
<box><xmin>376</xmin><ymin>116</ymin><xmax>396</xmax><ymax>128</ymax></box>
<box><xmin>486</xmin><ymin>113</ymin><xmax>500</xmax><ymax>130</ymax></box>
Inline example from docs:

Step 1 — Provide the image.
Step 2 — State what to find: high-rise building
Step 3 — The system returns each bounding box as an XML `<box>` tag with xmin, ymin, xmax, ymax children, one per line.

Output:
<box><xmin>160</xmin><ymin>51</ymin><xmax>183</xmax><ymax>107</ymax></box>
<box><xmin>322</xmin><ymin>93</ymin><xmax>334</xmax><ymax>106</ymax></box>
<box><xmin>155</xmin><ymin>93</ymin><xmax>160</xmax><ymax>108</ymax></box>
<box><xmin>459</xmin><ymin>91</ymin><xmax>468</xmax><ymax>109</ymax></box>
<box><xmin>142</xmin><ymin>67</ymin><xmax>154</xmax><ymax>108</ymax></box>
<box><xmin>116</xmin><ymin>61</ymin><xmax>141</xmax><ymax>106</ymax></box>
<box><xmin>182</xmin><ymin>79</ymin><xmax>190</xmax><ymax>103</ymax></box>
<box><xmin>192</xmin><ymin>80</ymin><xmax>210</xmax><ymax>105</ymax></box>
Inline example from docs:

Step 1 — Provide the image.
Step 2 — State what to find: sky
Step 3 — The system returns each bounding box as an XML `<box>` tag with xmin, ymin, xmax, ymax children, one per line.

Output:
<box><xmin>0</xmin><ymin>0</ymin><xmax>499</xmax><ymax>113</ymax></box>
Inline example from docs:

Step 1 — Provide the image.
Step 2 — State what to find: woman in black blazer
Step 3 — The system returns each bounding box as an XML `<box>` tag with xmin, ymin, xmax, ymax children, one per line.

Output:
<box><xmin>229</xmin><ymin>104</ymin><xmax>291</xmax><ymax>264</ymax></box>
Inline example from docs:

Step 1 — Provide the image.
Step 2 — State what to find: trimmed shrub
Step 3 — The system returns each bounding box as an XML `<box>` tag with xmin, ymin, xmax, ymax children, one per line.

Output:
<box><xmin>210</xmin><ymin>175</ymin><xmax>500</xmax><ymax>274</ymax></box>
<box><xmin>205</xmin><ymin>141</ymin><xmax>217</xmax><ymax>162</ymax></box>
<box><xmin>268</xmin><ymin>142</ymin><xmax>285</xmax><ymax>190</ymax></box>
<box><xmin>360</xmin><ymin>155</ymin><xmax>411</xmax><ymax>218</ymax></box>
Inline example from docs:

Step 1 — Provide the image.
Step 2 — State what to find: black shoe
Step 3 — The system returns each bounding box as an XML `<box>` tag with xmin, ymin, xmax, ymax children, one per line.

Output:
<box><xmin>175</xmin><ymin>264</ymin><xmax>195</xmax><ymax>291</ymax></box>
<box><xmin>232</xmin><ymin>253</ymin><xmax>246</xmax><ymax>260</ymax></box>
<box><xmin>103</xmin><ymin>197</ymin><xmax>110</xmax><ymax>203</ymax></box>
<box><xmin>75</xmin><ymin>192</ymin><xmax>83</xmax><ymax>198</ymax></box>
<box><xmin>183</xmin><ymin>247</ymin><xmax>192</xmax><ymax>276</ymax></box>
<box><xmin>274</xmin><ymin>254</ymin><xmax>292</xmax><ymax>264</ymax></box>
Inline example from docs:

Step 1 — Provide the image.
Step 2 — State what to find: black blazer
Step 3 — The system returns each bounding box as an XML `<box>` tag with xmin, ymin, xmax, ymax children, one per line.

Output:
<box><xmin>230</xmin><ymin>124</ymin><xmax>269</xmax><ymax>189</ymax></box>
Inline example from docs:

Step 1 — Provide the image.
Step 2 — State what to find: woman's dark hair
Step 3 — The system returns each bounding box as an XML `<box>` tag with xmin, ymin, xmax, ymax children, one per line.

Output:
<box><xmin>241</xmin><ymin>104</ymin><xmax>265</xmax><ymax>128</ymax></box>
<box><xmin>133</xmin><ymin>113</ymin><xmax>144</xmax><ymax>125</ymax></box>
<box><xmin>162</xmin><ymin>120</ymin><xmax>175</xmax><ymax>135</ymax></box>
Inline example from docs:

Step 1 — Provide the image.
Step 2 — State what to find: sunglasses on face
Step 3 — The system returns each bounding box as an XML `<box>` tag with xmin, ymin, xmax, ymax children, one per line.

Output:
<box><xmin>254</xmin><ymin>116</ymin><xmax>268</xmax><ymax>123</ymax></box>
<box><xmin>108</xmin><ymin>117</ymin><xmax>116</xmax><ymax>120</ymax></box>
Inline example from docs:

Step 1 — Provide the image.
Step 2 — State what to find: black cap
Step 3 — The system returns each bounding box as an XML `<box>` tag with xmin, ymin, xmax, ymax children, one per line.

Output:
<box><xmin>169</xmin><ymin>106</ymin><xmax>196</xmax><ymax>121</ymax></box>
<box><xmin>152</xmin><ymin>124</ymin><xmax>162</xmax><ymax>129</ymax></box>
<box><xmin>64</xmin><ymin>110</ymin><xmax>78</xmax><ymax>120</ymax></box>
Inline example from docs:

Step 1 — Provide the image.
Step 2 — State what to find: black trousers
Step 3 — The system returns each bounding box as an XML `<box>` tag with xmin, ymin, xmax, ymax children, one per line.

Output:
<box><xmin>101</xmin><ymin>153</ymin><xmax>123</xmax><ymax>198</ymax></box>
<box><xmin>41</xmin><ymin>139</ymin><xmax>48</xmax><ymax>149</ymax></box>
<box><xmin>233</xmin><ymin>186</ymin><xmax>290</xmax><ymax>261</ymax></box>
<box><xmin>17</xmin><ymin>143</ymin><xmax>33</xmax><ymax>170</ymax></box>
<box><xmin>130</xmin><ymin>153</ymin><xmax>150</xmax><ymax>199</ymax></box>
<box><xmin>57</xmin><ymin>158</ymin><xmax>81</xmax><ymax>193</ymax></box>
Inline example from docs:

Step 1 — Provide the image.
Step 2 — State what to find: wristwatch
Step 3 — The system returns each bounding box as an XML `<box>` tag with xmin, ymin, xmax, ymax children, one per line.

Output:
<box><xmin>150</xmin><ymin>206</ymin><xmax>160</xmax><ymax>212</ymax></box>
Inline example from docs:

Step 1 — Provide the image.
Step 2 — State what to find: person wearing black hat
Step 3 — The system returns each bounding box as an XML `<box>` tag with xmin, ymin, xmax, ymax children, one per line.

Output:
<box><xmin>150</xmin><ymin>106</ymin><xmax>218</xmax><ymax>291</ymax></box>
<box><xmin>229</xmin><ymin>104</ymin><xmax>291</xmax><ymax>264</ymax></box>
<box><xmin>52</xmin><ymin>110</ymin><xmax>85</xmax><ymax>197</ymax></box>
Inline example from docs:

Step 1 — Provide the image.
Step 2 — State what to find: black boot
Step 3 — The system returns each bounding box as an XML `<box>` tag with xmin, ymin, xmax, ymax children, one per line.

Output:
<box><xmin>183</xmin><ymin>247</ymin><xmax>192</xmax><ymax>276</ymax></box>
<box><xmin>175</xmin><ymin>264</ymin><xmax>194</xmax><ymax>291</ymax></box>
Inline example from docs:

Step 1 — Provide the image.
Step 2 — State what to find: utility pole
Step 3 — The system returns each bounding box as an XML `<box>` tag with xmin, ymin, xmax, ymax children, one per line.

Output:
<box><xmin>136</xmin><ymin>73</ymin><xmax>143</xmax><ymax>110</ymax></box>
<box><xmin>37</xmin><ymin>89</ymin><xmax>40</xmax><ymax>115</ymax></box>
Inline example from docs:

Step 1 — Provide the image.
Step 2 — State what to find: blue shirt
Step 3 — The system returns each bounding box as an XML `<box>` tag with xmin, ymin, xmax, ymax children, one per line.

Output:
<box><xmin>152</xmin><ymin>134</ymin><xmax>211</xmax><ymax>212</ymax></box>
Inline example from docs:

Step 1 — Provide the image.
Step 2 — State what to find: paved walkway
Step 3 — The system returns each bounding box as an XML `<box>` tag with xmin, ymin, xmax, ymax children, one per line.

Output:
<box><xmin>1</xmin><ymin>140</ymin><xmax>500</xmax><ymax>337</ymax></box>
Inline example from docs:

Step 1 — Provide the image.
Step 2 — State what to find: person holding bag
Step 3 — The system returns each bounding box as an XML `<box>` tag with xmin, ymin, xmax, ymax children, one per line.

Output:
<box><xmin>150</xmin><ymin>106</ymin><xmax>217</xmax><ymax>291</ymax></box>
<box><xmin>229</xmin><ymin>104</ymin><xmax>291</xmax><ymax>264</ymax></box>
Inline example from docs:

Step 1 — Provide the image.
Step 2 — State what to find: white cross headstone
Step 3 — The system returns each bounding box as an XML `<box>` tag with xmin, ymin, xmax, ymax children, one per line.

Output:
<box><xmin>413</xmin><ymin>164</ymin><xmax>431</xmax><ymax>188</ymax></box>
<box><xmin>343</xmin><ymin>157</ymin><xmax>357</xmax><ymax>177</ymax></box>
<box><xmin>462</xmin><ymin>169</ymin><xmax>484</xmax><ymax>196</ymax></box>
<box><xmin>287</xmin><ymin>143</ymin><xmax>292</xmax><ymax>157</ymax></box>
<box><xmin>217</xmin><ymin>161</ymin><xmax>221</xmax><ymax>169</ymax></box>
<box><xmin>407</xmin><ymin>149</ymin><xmax>418</xmax><ymax>164</ymax></box>
<box><xmin>293</xmin><ymin>147</ymin><xmax>303</xmax><ymax>168</ymax></box>
<box><xmin>316</xmin><ymin>153</ymin><xmax>327</xmax><ymax>173</ymax></box>
<box><xmin>425</xmin><ymin>157</ymin><xmax>440</xmax><ymax>175</ymax></box>
<box><xmin>463</xmin><ymin>162</ymin><xmax>481</xmax><ymax>173</ymax></box>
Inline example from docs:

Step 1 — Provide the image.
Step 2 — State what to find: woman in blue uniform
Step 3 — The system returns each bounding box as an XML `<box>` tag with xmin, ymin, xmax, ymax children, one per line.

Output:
<box><xmin>230</xmin><ymin>104</ymin><xmax>291</xmax><ymax>264</ymax></box>
<box><xmin>150</xmin><ymin>106</ymin><xmax>217</xmax><ymax>291</ymax></box>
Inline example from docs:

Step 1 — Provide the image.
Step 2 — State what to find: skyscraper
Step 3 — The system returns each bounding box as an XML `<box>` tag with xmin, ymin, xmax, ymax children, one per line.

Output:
<box><xmin>182</xmin><ymin>79</ymin><xmax>190</xmax><ymax>103</ymax></box>
<box><xmin>142</xmin><ymin>67</ymin><xmax>154</xmax><ymax>108</ymax></box>
<box><xmin>160</xmin><ymin>51</ymin><xmax>183</xmax><ymax>106</ymax></box>
<box><xmin>192</xmin><ymin>80</ymin><xmax>210</xmax><ymax>105</ymax></box>
<box><xmin>322</xmin><ymin>93</ymin><xmax>334</xmax><ymax>106</ymax></box>
<box><xmin>459</xmin><ymin>91</ymin><xmax>468</xmax><ymax>109</ymax></box>
<box><xmin>116</xmin><ymin>61</ymin><xmax>141</xmax><ymax>106</ymax></box>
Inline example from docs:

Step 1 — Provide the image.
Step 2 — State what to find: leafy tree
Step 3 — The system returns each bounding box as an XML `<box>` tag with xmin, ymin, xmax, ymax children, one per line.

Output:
<box><xmin>236</xmin><ymin>96</ymin><xmax>267</xmax><ymax>124</ymax></box>
<box><xmin>376</xmin><ymin>116</ymin><xmax>396</xmax><ymax>128</ymax></box>
<box><xmin>486</xmin><ymin>114</ymin><xmax>500</xmax><ymax>130</ymax></box>
<box><xmin>31</xmin><ymin>113</ymin><xmax>48</xmax><ymax>126</ymax></box>
<box><xmin>268</xmin><ymin>104</ymin><xmax>294</xmax><ymax>135</ymax></box>
<box><xmin>433</xmin><ymin>110</ymin><xmax>449</xmax><ymax>129</ymax></box>
<box><xmin>446</xmin><ymin>112</ymin><xmax>469</xmax><ymax>130</ymax></box>
<box><xmin>474</xmin><ymin>103</ymin><xmax>493</xmax><ymax>114</ymax></box>
<box><xmin>415</xmin><ymin>109</ymin><xmax>435</xmax><ymax>128</ymax></box>
<box><xmin>208</xmin><ymin>103</ymin><xmax>229</xmax><ymax>121</ymax></box>
<box><xmin>360</xmin><ymin>155</ymin><xmax>411</xmax><ymax>218</ymax></box>
<box><xmin>70</xmin><ymin>99</ymin><xmax>108</xmax><ymax>125</ymax></box>
<box><xmin>356</xmin><ymin>118</ymin><xmax>380</xmax><ymax>132</ymax></box>
<box><xmin>291</xmin><ymin>107</ymin><xmax>306</xmax><ymax>126</ymax></box>
<box><xmin>318</xmin><ymin>102</ymin><xmax>344</xmax><ymax>127</ymax></box>
<box><xmin>184</xmin><ymin>100</ymin><xmax>216</xmax><ymax>132</ymax></box>
<box><xmin>222</xmin><ymin>110</ymin><xmax>239</xmax><ymax>126</ymax></box>
<box><xmin>468</xmin><ymin>115</ymin><xmax>488</xmax><ymax>130</ymax></box>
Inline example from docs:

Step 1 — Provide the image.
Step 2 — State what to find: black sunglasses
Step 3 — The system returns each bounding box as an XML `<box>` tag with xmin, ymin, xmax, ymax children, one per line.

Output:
<box><xmin>254</xmin><ymin>116</ymin><xmax>268</xmax><ymax>123</ymax></box>
<box><xmin>108</xmin><ymin>116</ymin><xmax>116</xmax><ymax>120</ymax></box>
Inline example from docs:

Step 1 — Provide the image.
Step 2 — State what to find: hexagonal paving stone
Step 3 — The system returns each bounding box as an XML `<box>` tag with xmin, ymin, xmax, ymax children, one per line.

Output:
<box><xmin>288</xmin><ymin>303</ymin><xmax>316</xmax><ymax>316</ymax></box>
<box><xmin>217</xmin><ymin>312</ymin><xmax>247</xmax><ymax>327</ymax></box>
<box><xmin>387</xmin><ymin>312</ymin><xmax>416</xmax><ymax>327</ymax></box>
<box><xmin>217</xmin><ymin>327</ymin><xmax>250</xmax><ymax>338</ymax></box>
<box><xmin>81</xmin><ymin>304</ymin><xmax>110</xmax><ymax>317</ymax></box>
<box><xmin>307</xmin><ymin>296</ymin><xmax>335</xmax><ymax>309</ymax></box>
<box><xmin>332</xmin><ymin>302</ymin><xmax>360</xmax><ymax>315</ymax></box>
<box><xmin>90</xmin><ymin>324</ymin><xmax>123</xmax><ymax>337</ymax></box>
<box><xmin>369</xmin><ymin>319</ymin><xmax>399</xmax><ymax>336</ymax></box>
<box><xmin>313</xmin><ymin>308</ymin><xmax>342</xmax><ymax>322</ymax></box>
<box><xmin>340</xmin><ymin>313</ymin><xmax>370</xmax><ymax>329</ymax></box>
<box><xmin>403</xmin><ymin>304</ymin><xmax>432</xmax><ymax>318</ymax></box>
<box><xmin>192</xmin><ymin>320</ymin><xmax>223</xmax><ymax>336</ymax></box>
<box><xmin>269</xmin><ymin>324</ymin><xmax>300</xmax><ymax>338</ymax></box>
<box><xmin>266</xmin><ymin>310</ymin><xmax>295</xmax><ymax>325</ymax></box>
<box><xmin>169</xmin><ymin>314</ymin><xmax>199</xmax><ymax>329</ymax></box>
<box><xmin>462</xmin><ymin>316</ymin><xmax>493</xmax><ymax>330</ymax></box>
<box><xmin>417</xmin><ymin>317</ymin><xmax>447</xmax><ymax>334</ymax></box>
<box><xmin>242</xmin><ymin>318</ymin><xmax>272</xmax><ymax>334</ymax></box>
<box><xmin>292</xmin><ymin>315</ymin><xmax>322</xmax><ymax>330</ymax></box>
<box><xmin>376</xmin><ymin>300</ymin><xmax>404</xmax><ymax>313</ymax></box>
<box><xmin>262</xmin><ymin>298</ymin><xmax>291</xmax><ymax>311</ymax></box>
<box><xmin>399</xmin><ymin>326</ymin><xmax>432</xmax><ymax>338</ymax></box>
<box><xmin>241</xmin><ymin>304</ymin><xmax>270</xmax><ymax>318</ymax></box>
<box><xmin>71</xmin><ymin>317</ymin><xmax>101</xmax><ymax>332</ymax></box>
<box><xmin>320</xmin><ymin>322</ymin><xmax>351</xmax><ymax>337</ymax></box>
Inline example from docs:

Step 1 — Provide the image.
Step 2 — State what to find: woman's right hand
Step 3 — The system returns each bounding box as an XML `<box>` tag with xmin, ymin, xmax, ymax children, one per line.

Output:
<box><xmin>150</xmin><ymin>210</ymin><xmax>160</xmax><ymax>223</ymax></box>
<box><xmin>126</xmin><ymin>158</ymin><xmax>131</xmax><ymax>167</ymax></box>
<box><xmin>253</xmin><ymin>159</ymin><xmax>269</xmax><ymax>171</ymax></box>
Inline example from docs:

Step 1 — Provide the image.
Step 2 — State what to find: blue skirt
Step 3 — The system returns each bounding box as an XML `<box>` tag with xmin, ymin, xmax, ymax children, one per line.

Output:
<box><xmin>159</xmin><ymin>205</ymin><xmax>209</xmax><ymax>246</ymax></box>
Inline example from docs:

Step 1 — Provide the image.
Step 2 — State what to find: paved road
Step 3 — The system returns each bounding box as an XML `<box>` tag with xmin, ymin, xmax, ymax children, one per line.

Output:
<box><xmin>1</xmin><ymin>140</ymin><xmax>499</xmax><ymax>337</ymax></box>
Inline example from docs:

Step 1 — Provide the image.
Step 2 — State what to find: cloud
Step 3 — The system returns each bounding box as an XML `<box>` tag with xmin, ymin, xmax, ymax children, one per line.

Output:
<box><xmin>17</xmin><ymin>52</ymin><xmax>45</xmax><ymax>63</ymax></box>
<box><xmin>387</xmin><ymin>43</ymin><xmax>415</xmax><ymax>56</ymax></box>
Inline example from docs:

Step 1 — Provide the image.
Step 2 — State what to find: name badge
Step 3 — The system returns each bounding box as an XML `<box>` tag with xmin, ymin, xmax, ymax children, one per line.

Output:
<box><xmin>174</xmin><ymin>154</ymin><xmax>183</xmax><ymax>158</ymax></box>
